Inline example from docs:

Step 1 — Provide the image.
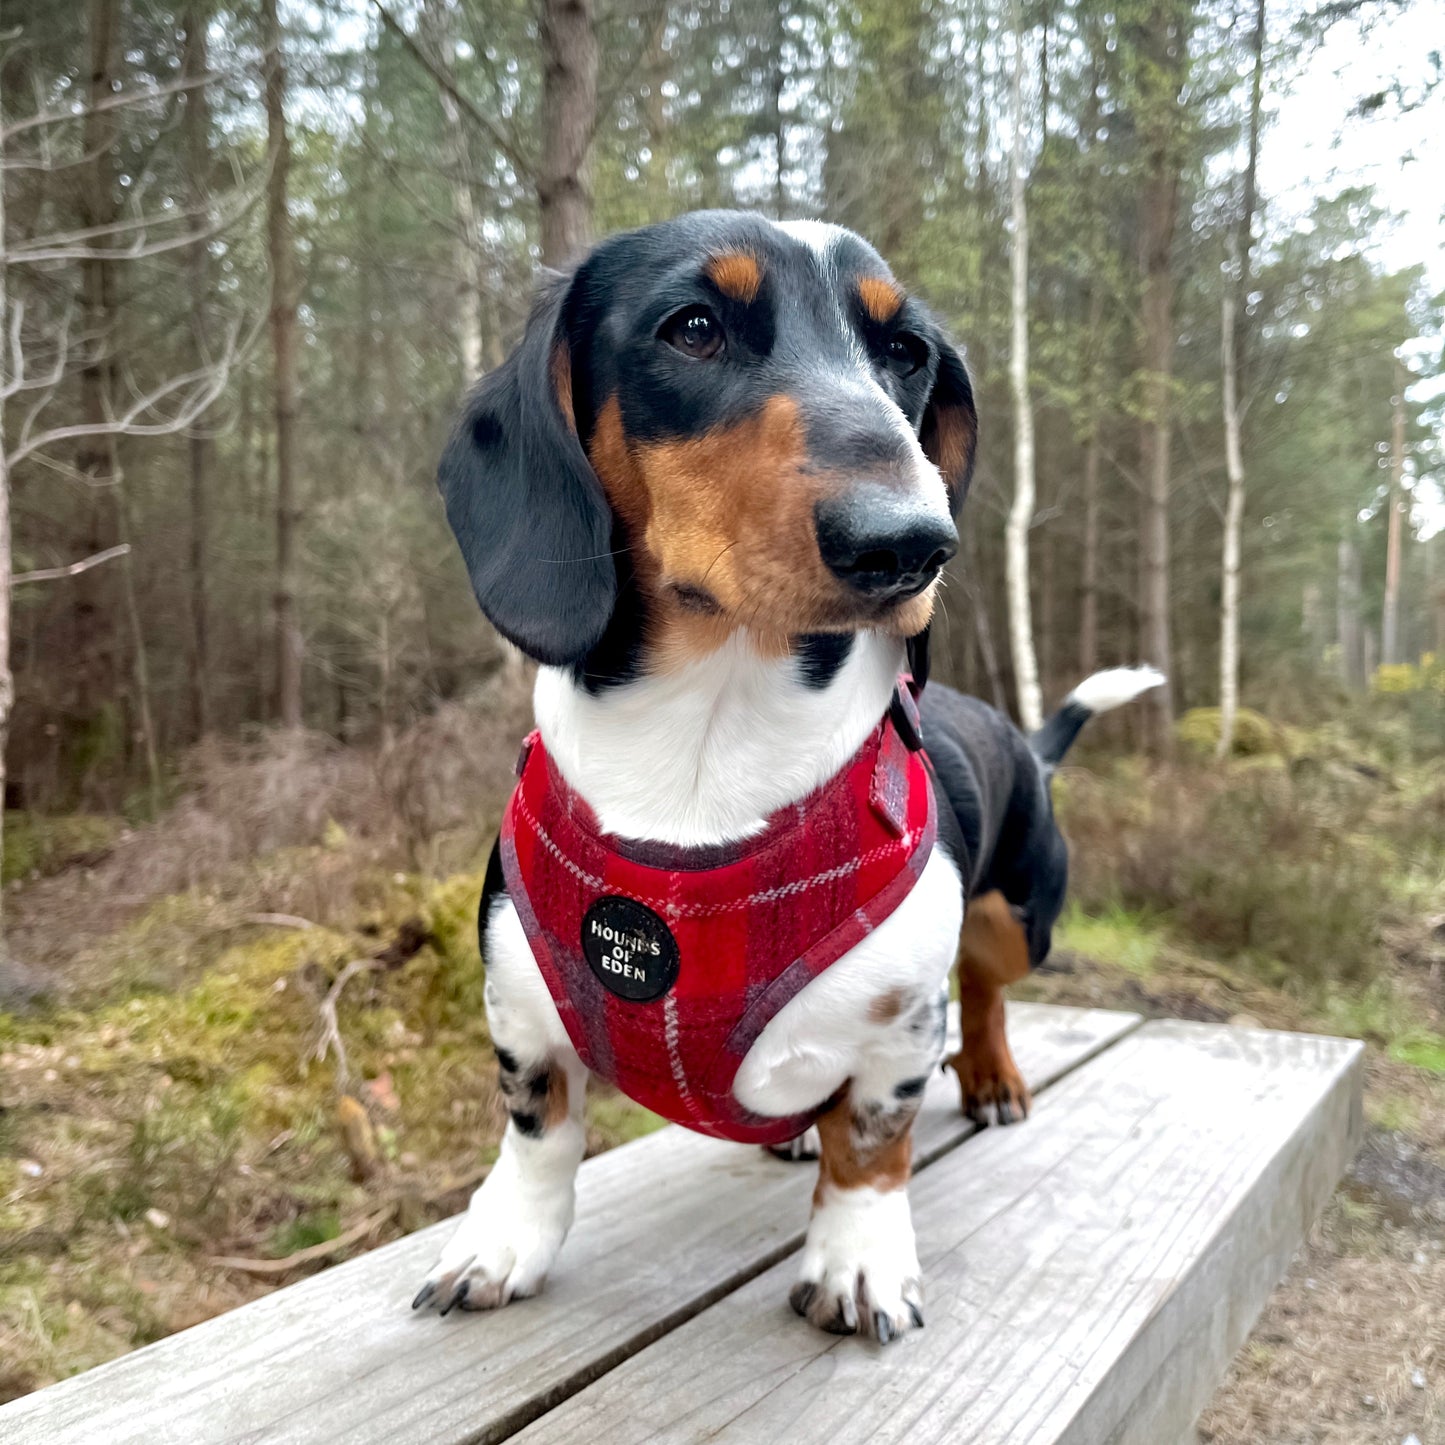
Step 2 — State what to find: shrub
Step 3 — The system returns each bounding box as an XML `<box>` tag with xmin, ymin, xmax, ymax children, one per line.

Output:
<box><xmin>1058</xmin><ymin>761</ymin><xmax>1389</xmax><ymax>992</ymax></box>
<box><xmin>1173</xmin><ymin>706</ymin><xmax>1277</xmax><ymax>758</ymax></box>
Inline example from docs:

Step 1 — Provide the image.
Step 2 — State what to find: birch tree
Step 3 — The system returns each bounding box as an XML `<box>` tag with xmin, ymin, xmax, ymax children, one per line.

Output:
<box><xmin>1005</xmin><ymin>0</ymin><xmax>1042</xmax><ymax>731</ymax></box>
<box><xmin>1129</xmin><ymin>0</ymin><xmax>1192</xmax><ymax>753</ymax></box>
<box><xmin>1217</xmin><ymin>0</ymin><xmax>1266</xmax><ymax>760</ymax></box>
<box><xmin>1381</xmin><ymin>357</ymin><xmax>1407</xmax><ymax>666</ymax></box>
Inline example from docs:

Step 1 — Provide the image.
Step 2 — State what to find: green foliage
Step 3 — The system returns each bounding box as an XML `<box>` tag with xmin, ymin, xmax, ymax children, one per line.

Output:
<box><xmin>1389</xmin><ymin>1034</ymin><xmax>1445</xmax><ymax>1076</ymax></box>
<box><xmin>2</xmin><ymin>814</ymin><xmax>123</xmax><ymax>885</ymax></box>
<box><xmin>1174</xmin><ymin>707</ymin><xmax>1278</xmax><ymax>758</ymax></box>
<box><xmin>1056</xmin><ymin>904</ymin><xmax>1165</xmax><ymax>977</ymax></box>
<box><xmin>270</xmin><ymin>1211</ymin><xmax>342</xmax><ymax>1258</ymax></box>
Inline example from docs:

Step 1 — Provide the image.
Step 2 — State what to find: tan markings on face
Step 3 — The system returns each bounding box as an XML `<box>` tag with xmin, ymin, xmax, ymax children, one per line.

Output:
<box><xmin>857</xmin><ymin>275</ymin><xmax>904</xmax><ymax>325</ymax></box>
<box><xmin>550</xmin><ymin>342</ymin><xmax>577</xmax><ymax>435</ymax></box>
<box><xmin>589</xmin><ymin>393</ymin><xmax>874</xmax><ymax>664</ymax></box>
<box><xmin>868</xmin><ymin>987</ymin><xmax>909</xmax><ymax>1024</ymax></box>
<box><xmin>705</xmin><ymin>250</ymin><xmax>763</xmax><ymax>304</ymax></box>
<box><xmin>814</xmin><ymin>1091</ymin><xmax>915</xmax><ymax>1202</ymax></box>
<box><xmin>544</xmin><ymin>1064</ymin><xmax>570</xmax><ymax>1129</ymax></box>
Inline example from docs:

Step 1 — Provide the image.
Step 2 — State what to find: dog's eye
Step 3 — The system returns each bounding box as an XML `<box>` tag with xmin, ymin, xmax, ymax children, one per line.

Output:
<box><xmin>886</xmin><ymin>332</ymin><xmax>926</xmax><ymax>378</ymax></box>
<box><xmin>660</xmin><ymin>306</ymin><xmax>724</xmax><ymax>361</ymax></box>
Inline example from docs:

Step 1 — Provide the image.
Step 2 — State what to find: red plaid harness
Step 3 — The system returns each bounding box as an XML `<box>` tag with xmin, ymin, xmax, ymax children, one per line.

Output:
<box><xmin>497</xmin><ymin>684</ymin><xmax>936</xmax><ymax>1146</ymax></box>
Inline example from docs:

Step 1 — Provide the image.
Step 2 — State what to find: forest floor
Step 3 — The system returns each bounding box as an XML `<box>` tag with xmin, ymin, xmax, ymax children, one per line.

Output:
<box><xmin>0</xmin><ymin>703</ymin><xmax>1442</xmax><ymax>1438</ymax></box>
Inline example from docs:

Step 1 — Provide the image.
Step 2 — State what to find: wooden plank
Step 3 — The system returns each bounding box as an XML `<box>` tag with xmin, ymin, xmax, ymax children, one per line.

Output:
<box><xmin>0</xmin><ymin>1004</ymin><xmax>1139</xmax><ymax>1445</ymax></box>
<box><xmin>512</xmin><ymin>1020</ymin><xmax>1363</xmax><ymax>1445</ymax></box>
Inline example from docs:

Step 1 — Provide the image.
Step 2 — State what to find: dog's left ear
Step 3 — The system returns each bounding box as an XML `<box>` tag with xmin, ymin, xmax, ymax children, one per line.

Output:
<box><xmin>437</xmin><ymin>268</ymin><xmax>615</xmax><ymax>667</ymax></box>
<box><xmin>920</xmin><ymin>337</ymin><xmax>978</xmax><ymax>514</ymax></box>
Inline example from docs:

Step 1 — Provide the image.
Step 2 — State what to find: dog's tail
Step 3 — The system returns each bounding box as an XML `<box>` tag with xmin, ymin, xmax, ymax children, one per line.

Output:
<box><xmin>1029</xmin><ymin>666</ymin><xmax>1166</xmax><ymax>768</ymax></box>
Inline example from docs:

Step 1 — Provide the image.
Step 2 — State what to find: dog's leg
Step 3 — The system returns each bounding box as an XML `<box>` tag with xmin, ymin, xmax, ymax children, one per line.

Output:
<box><xmin>415</xmin><ymin>901</ymin><xmax>587</xmax><ymax>1313</ymax></box>
<box><xmin>946</xmin><ymin>889</ymin><xmax>1032</xmax><ymax>1125</ymax></box>
<box><xmin>789</xmin><ymin>1008</ymin><xmax>941</xmax><ymax>1342</ymax></box>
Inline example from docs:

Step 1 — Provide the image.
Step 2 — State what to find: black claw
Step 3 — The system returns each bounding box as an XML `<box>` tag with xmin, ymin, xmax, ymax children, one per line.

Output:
<box><xmin>908</xmin><ymin>1301</ymin><xmax>925</xmax><ymax>1330</ymax></box>
<box><xmin>998</xmin><ymin>1100</ymin><xmax>1015</xmax><ymax>1125</ymax></box>
<box><xmin>873</xmin><ymin>1311</ymin><xmax>894</xmax><ymax>1345</ymax></box>
<box><xmin>439</xmin><ymin>1278</ymin><xmax>470</xmax><ymax>1317</ymax></box>
<box><xmin>412</xmin><ymin>1281</ymin><xmax>437</xmax><ymax>1311</ymax></box>
<box><xmin>789</xmin><ymin>1281</ymin><xmax>818</xmax><ymax>1318</ymax></box>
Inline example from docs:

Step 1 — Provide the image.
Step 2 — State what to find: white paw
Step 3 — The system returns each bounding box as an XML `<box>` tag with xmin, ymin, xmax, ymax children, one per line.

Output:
<box><xmin>765</xmin><ymin>1125</ymin><xmax>822</xmax><ymax>1162</ymax></box>
<box><xmin>412</xmin><ymin>1165</ymin><xmax>573</xmax><ymax>1314</ymax></box>
<box><xmin>789</xmin><ymin>1186</ymin><xmax>923</xmax><ymax>1344</ymax></box>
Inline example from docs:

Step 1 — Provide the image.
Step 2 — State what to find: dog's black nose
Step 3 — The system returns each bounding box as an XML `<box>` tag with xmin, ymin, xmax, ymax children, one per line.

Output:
<box><xmin>815</xmin><ymin>490</ymin><xmax>958</xmax><ymax>600</ymax></box>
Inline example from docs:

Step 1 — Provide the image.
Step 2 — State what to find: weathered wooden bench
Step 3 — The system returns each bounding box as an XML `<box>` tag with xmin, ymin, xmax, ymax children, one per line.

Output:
<box><xmin>0</xmin><ymin>1003</ymin><xmax>1361</xmax><ymax>1445</ymax></box>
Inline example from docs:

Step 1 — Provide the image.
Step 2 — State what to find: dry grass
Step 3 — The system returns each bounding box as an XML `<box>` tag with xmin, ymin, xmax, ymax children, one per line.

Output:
<box><xmin>1197</xmin><ymin>1185</ymin><xmax>1444</xmax><ymax>1445</ymax></box>
<box><xmin>6</xmin><ymin>673</ymin><xmax>533</xmax><ymax>1003</ymax></box>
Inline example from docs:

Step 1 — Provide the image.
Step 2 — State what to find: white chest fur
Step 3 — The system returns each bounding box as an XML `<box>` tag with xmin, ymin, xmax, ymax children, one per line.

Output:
<box><xmin>489</xmin><ymin>631</ymin><xmax>963</xmax><ymax>1118</ymax></box>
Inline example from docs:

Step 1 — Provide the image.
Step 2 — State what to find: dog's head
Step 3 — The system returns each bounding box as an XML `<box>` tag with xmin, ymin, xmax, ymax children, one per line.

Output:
<box><xmin>438</xmin><ymin>211</ymin><xmax>977</xmax><ymax>672</ymax></box>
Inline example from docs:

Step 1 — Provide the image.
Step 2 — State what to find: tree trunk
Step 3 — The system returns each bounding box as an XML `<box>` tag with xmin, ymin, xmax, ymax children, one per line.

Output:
<box><xmin>1080</xmin><ymin>425</ymin><xmax>1100</xmax><ymax>675</ymax></box>
<box><xmin>424</xmin><ymin>0</ymin><xmax>484</xmax><ymax>379</ymax></box>
<box><xmin>537</xmin><ymin>0</ymin><xmax>597</xmax><ymax>268</ymax></box>
<box><xmin>0</xmin><ymin>78</ymin><xmax>14</xmax><ymax>973</ymax></box>
<box><xmin>1381</xmin><ymin>358</ymin><xmax>1406</xmax><ymax>666</ymax></box>
<box><xmin>770</xmin><ymin>0</ymin><xmax>787</xmax><ymax>221</ymax></box>
<box><xmin>183</xmin><ymin>4</ymin><xmax>212</xmax><ymax>738</ymax></box>
<box><xmin>1216</xmin><ymin>0</ymin><xmax>1264</xmax><ymax>760</ymax></box>
<box><xmin>263</xmin><ymin>0</ymin><xmax>304</xmax><ymax>728</ymax></box>
<box><xmin>111</xmin><ymin>448</ymin><xmax>162</xmax><ymax>814</ymax></box>
<box><xmin>72</xmin><ymin>0</ymin><xmax>124</xmax><ymax>788</ymax></box>
<box><xmin>1134</xmin><ymin>2</ymin><xmax>1187</xmax><ymax>753</ymax></box>
<box><xmin>1217</xmin><ymin>283</ymin><xmax>1245</xmax><ymax>758</ymax></box>
<box><xmin>1336</xmin><ymin>531</ymin><xmax>1365</xmax><ymax>689</ymax></box>
<box><xmin>1005</xmin><ymin>0</ymin><xmax>1042</xmax><ymax>731</ymax></box>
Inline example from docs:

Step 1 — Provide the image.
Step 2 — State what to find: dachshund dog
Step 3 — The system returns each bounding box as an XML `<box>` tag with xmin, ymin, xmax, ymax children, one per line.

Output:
<box><xmin>413</xmin><ymin>210</ymin><xmax>1162</xmax><ymax>1342</ymax></box>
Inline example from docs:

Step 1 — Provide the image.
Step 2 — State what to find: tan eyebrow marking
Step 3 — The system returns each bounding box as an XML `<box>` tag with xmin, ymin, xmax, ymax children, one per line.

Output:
<box><xmin>706</xmin><ymin>250</ymin><xmax>763</xmax><ymax>304</ymax></box>
<box><xmin>858</xmin><ymin>275</ymin><xmax>905</xmax><ymax>324</ymax></box>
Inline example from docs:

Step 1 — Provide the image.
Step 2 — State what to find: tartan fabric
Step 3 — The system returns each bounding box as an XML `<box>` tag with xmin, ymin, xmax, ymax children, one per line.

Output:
<box><xmin>497</xmin><ymin>684</ymin><xmax>936</xmax><ymax>1146</ymax></box>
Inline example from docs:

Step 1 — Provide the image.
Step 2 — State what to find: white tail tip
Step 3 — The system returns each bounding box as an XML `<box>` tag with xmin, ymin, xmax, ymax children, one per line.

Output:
<box><xmin>1066</xmin><ymin>665</ymin><xmax>1167</xmax><ymax>715</ymax></box>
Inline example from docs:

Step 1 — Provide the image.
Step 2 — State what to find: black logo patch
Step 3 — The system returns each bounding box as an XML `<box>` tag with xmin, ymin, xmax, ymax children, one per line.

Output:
<box><xmin>581</xmin><ymin>896</ymin><xmax>679</xmax><ymax>1002</ymax></box>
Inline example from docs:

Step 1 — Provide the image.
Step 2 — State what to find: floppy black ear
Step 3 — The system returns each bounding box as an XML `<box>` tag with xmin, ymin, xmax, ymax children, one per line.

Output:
<box><xmin>437</xmin><ymin>270</ymin><xmax>615</xmax><ymax>666</ymax></box>
<box><xmin>920</xmin><ymin>337</ymin><xmax>978</xmax><ymax>514</ymax></box>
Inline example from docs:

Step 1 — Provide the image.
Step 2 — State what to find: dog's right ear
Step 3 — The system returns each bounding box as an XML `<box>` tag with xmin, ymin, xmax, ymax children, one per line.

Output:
<box><xmin>437</xmin><ymin>270</ymin><xmax>615</xmax><ymax>666</ymax></box>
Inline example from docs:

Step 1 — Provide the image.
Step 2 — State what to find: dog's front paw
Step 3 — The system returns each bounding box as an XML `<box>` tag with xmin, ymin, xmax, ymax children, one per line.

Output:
<box><xmin>412</xmin><ymin>1173</ymin><xmax>572</xmax><ymax>1315</ymax></box>
<box><xmin>947</xmin><ymin>1041</ymin><xmax>1031</xmax><ymax>1126</ymax></box>
<box><xmin>789</xmin><ymin>1187</ymin><xmax>923</xmax><ymax>1344</ymax></box>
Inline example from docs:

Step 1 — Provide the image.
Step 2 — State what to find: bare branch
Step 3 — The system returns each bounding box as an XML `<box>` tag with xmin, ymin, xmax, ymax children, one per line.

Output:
<box><xmin>206</xmin><ymin>1202</ymin><xmax>399</xmax><ymax>1276</ymax></box>
<box><xmin>13</xmin><ymin>544</ymin><xmax>131</xmax><ymax>586</ymax></box>
<box><xmin>8</xmin><ymin>176</ymin><xmax>265</xmax><ymax>266</ymax></box>
<box><xmin>372</xmin><ymin>0</ymin><xmax>533</xmax><ymax>179</ymax></box>
<box><xmin>0</xmin><ymin>72</ymin><xmax>219</xmax><ymax>144</ymax></box>
<box><xmin>6</xmin><ymin>310</ymin><xmax>261</xmax><ymax>469</ymax></box>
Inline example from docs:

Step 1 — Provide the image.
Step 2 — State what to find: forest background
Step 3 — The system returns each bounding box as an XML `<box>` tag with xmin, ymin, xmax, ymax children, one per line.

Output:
<box><xmin>1</xmin><ymin>1</ymin><xmax>1442</xmax><ymax>1438</ymax></box>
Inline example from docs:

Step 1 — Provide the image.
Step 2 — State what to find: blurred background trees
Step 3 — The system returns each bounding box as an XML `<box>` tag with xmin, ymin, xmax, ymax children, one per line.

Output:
<box><xmin>1</xmin><ymin>0</ymin><xmax>1440</xmax><ymax>817</ymax></box>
